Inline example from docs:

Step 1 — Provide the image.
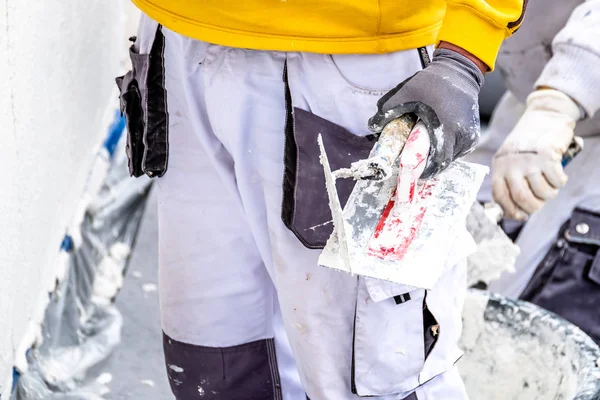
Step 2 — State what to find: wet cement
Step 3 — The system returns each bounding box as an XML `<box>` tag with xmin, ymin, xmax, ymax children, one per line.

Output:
<box><xmin>459</xmin><ymin>290</ymin><xmax>600</xmax><ymax>400</ymax></box>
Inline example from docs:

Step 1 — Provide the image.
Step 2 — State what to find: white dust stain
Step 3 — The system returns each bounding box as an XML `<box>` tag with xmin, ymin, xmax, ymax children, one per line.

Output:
<box><xmin>198</xmin><ymin>386</ymin><xmax>206</xmax><ymax>397</ymax></box>
<box><xmin>132</xmin><ymin>270</ymin><xmax>142</xmax><ymax>278</ymax></box>
<box><xmin>141</xmin><ymin>379</ymin><xmax>155</xmax><ymax>387</ymax></box>
<box><xmin>142</xmin><ymin>283</ymin><xmax>158</xmax><ymax>292</ymax></box>
<box><xmin>433</xmin><ymin>126</ymin><xmax>444</xmax><ymax>149</ymax></box>
<box><xmin>169</xmin><ymin>364</ymin><xmax>184</xmax><ymax>373</ymax></box>
<box><xmin>394</xmin><ymin>347</ymin><xmax>406</xmax><ymax>355</ymax></box>
<box><xmin>305</xmin><ymin>220</ymin><xmax>333</xmax><ymax>231</ymax></box>
<box><xmin>96</xmin><ymin>372</ymin><xmax>113</xmax><ymax>384</ymax></box>
<box><xmin>293</xmin><ymin>323</ymin><xmax>308</xmax><ymax>335</ymax></box>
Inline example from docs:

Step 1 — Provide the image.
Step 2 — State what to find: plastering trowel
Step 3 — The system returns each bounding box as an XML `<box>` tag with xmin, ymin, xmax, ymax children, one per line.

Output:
<box><xmin>318</xmin><ymin>116</ymin><xmax>489</xmax><ymax>289</ymax></box>
<box><xmin>465</xmin><ymin>135</ymin><xmax>583</xmax><ymax>287</ymax></box>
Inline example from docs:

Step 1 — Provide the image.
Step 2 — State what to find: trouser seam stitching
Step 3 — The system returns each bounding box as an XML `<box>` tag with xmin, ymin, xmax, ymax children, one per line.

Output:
<box><xmin>266</xmin><ymin>338</ymin><xmax>283</xmax><ymax>400</ymax></box>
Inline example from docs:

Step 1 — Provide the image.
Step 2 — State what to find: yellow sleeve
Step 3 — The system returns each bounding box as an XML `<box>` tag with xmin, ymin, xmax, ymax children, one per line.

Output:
<box><xmin>437</xmin><ymin>0</ymin><xmax>527</xmax><ymax>70</ymax></box>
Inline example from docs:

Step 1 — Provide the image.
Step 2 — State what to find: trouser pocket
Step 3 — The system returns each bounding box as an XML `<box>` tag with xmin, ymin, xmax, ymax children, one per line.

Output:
<box><xmin>520</xmin><ymin>205</ymin><xmax>600</xmax><ymax>344</ymax></box>
<box><xmin>352</xmin><ymin>283</ymin><xmax>438</xmax><ymax>396</ymax></box>
<box><xmin>163</xmin><ymin>333</ymin><xmax>283</xmax><ymax>400</ymax></box>
<box><xmin>353</xmin><ymin>264</ymin><xmax>466</xmax><ymax>396</ymax></box>
<box><xmin>115</xmin><ymin>24</ymin><xmax>169</xmax><ymax>178</ymax></box>
<box><xmin>280</xmin><ymin>62</ymin><xmax>377</xmax><ymax>249</ymax></box>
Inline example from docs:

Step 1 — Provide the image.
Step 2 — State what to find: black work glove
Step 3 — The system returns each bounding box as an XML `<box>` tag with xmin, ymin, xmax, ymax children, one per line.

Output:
<box><xmin>368</xmin><ymin>48</ymin><xmax>484</xmax><ymax>179</ymax></box>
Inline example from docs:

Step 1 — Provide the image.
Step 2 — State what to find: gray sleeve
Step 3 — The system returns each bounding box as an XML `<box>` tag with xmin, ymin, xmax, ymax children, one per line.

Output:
<box><xmin>535</xmin><ymin>1</ymin><xmax>600</xmax><ymax>119</ymax></box>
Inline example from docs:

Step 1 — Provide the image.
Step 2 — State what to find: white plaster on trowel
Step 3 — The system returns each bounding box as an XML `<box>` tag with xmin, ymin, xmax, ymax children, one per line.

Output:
<box><xmin>467</xmin><ymin>238</ymin><xmax>517</xmax><ymax>287</ymax></box>
<box><xmin>319</xmin><ymin>119</ymin><xmax>488</xmax><ymax>288</ymax></box>
<box><xmin>334</xmin><ymin>156</ymin><xmax>393</xmax><ymax>181</ymax></box>
<box><xmin>318</xmin><ymin>134</ymin><xmax>352</xmax><ymax>273</ymax></box>
<box><xmin>465</xmin><ymin>202</ymin><xmax>519</xmax><ymax>287</ymax></box>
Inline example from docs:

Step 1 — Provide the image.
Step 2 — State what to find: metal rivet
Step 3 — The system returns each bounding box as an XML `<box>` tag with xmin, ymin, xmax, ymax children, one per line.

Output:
<box><xmin>575</xmin><ymin>223</ymin><xmax>590</xmax><ymax>235</ymax></box>
<box><xmin>147</xmin><ymin>171</ymin><xmax>153</xmax><ymax>177</ymax></box>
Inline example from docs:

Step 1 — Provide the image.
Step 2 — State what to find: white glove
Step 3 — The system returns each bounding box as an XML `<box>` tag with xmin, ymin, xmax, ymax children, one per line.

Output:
<box><xmin>492</xmin><ymin>89</ymin><xmax>581</xmax><ymax>221</ymax></box>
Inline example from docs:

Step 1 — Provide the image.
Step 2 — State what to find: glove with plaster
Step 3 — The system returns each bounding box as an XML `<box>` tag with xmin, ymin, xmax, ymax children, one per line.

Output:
<box><xmin>492</xmin><ymin>89</ymin><xmax>581</xmax><ymax>221</ymax></box>
<box><xmin>368</xmin><ymin>48</ymin><xmax>484</xmax><ymax>179</ymax></box>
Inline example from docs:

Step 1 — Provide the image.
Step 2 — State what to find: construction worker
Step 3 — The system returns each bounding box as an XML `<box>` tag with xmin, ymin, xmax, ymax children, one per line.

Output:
<box><xmin>467</xmin><ymin>1</ymin><xmax>600</xmax><ymax>344</ymax></box>
<box><xmin>117</xmin><ymin>1</ymin><xmax>525</xmax><ymax>399</ymax></box>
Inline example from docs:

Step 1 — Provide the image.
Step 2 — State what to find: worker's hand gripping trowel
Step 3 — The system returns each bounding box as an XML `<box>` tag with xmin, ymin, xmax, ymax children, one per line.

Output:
<box><xmin>318</xmin><ymin>116</ymin><xmax>489</xmax><ymax>289</ymax></box>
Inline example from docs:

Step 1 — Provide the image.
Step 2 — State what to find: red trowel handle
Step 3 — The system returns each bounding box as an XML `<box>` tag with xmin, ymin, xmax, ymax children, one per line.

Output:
<box><xmin>395</xmin><ymin>121</ymin><xmax>431</xmax><ymax>204</ymax></box>
<box><xmin>367</xmin><ymin>120</ymin><xmax>432</xmax><ymax>261</ymax></box>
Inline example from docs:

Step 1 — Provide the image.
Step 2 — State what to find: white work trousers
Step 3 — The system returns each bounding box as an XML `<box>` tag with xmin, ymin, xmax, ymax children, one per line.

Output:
<box><xmin>145</xmin><ymin>16</ymin><xmax>469</xmax><ymax>400</ymax></box>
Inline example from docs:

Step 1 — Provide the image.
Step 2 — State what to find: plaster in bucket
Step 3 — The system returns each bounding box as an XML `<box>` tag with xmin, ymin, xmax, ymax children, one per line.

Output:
<box><xmin>459</xmin><ymin>290</ymin><xmax>600</xmax><ymax>400</ymax></box>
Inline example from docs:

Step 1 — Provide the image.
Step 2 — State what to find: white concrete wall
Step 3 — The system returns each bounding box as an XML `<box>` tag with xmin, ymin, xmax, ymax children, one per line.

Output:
<box><xmin>0</xmin><ymin>1</ymin><xmax>139</xmax><ymax>395</ymax></box>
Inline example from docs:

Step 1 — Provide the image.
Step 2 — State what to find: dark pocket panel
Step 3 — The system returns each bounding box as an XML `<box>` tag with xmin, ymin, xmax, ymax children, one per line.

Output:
<box><xmin>292</xmin><ymin>108</ymin><xmax>376</xmax><ymax>248</ymax></box>
<box><xmin>163</xmin><ymin>333</ymin><xmax>282</xmax><ymax>400</ymax></box>
<box><xmin>281</xmin><ymin>63</ymin><xmax>377</xmax><ymax>248</ymax></box>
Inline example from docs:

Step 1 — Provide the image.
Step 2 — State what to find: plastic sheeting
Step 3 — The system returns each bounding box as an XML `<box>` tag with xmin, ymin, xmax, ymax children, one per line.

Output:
<box><xmin>11</xmin><ymin>118</ymin><xmax>152</xmax><ymax>400</ymax></box>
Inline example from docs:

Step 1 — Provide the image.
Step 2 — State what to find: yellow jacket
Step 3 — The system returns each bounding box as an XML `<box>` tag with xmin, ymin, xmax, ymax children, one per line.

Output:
<box><xmin>133</xmin><ymin>0</ymin><xmax>526</xmax><ymax>69</ymax></box>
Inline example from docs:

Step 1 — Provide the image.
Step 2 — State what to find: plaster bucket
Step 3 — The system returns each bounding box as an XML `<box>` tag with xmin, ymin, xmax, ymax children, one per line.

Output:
<box><xmin>459</xmin><ymin>290</ymin><xmax>600</xmax><ymax>400</ymax></box>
